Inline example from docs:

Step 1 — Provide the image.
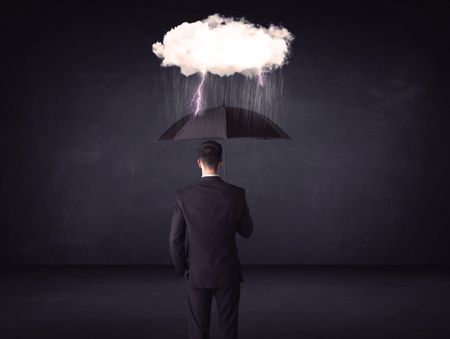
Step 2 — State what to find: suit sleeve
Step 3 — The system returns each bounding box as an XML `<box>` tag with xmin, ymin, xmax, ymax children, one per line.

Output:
<box><xmin>169</xmin><ymin>192</ymin><xmax>188</xmax><ymax>277</ymax></box>
<box><xmin>237</xmin><ymin>189</ymin><xmax>253</xmax><ymax>238</ymax></box>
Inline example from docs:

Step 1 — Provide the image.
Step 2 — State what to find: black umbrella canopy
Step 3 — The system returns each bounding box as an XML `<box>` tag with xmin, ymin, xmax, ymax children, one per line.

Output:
<box><xmin>158</xmin><ymin>106</ymin><xmax>291</xmax><ymax>141</ymax></box>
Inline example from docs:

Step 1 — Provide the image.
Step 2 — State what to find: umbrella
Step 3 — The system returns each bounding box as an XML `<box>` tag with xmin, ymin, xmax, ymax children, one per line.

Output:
<box><xmin>158</xmin><ymin>105</ymin><xmax>290</xmax><ymax>141</ymax></box>
<box><xmin>157</xmin><ymin>105</ymin><xmax>291</xmax><ymax>178</ymax></box>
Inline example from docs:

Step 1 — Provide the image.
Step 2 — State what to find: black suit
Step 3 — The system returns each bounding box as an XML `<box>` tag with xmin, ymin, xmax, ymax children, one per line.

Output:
<box><xmin>169</xmin><ymin>175</ymin><xmax>253</xmax><ymax>339</ymax></box>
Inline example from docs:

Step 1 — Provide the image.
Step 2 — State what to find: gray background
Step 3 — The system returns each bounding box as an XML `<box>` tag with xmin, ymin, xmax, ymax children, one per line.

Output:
<box><xmin>1</xmin><ymin>1</ymin><xmax>449</xmax><ymax>264</ymax></box>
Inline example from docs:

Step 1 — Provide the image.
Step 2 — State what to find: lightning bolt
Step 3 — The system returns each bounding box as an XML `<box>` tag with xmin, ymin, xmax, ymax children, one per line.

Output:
<box><xmin>258</xmin><ymin>69</ymin><xmax>264</xmax><ymax>87</ymax></box>
<box><xmin>192</xmin><ymin>72</ymin><xmax>207</xmax><ymax>115</ymax></box>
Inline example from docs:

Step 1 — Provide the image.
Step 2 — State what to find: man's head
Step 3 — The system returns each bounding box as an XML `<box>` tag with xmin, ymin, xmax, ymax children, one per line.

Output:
<box><xmin>198</xmin><ymin>140</ymin><xmax>223</xmax><ymax>173</ymax></box>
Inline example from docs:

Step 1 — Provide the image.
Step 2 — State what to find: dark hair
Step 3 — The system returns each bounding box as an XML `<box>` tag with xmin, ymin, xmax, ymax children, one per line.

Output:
<box><xmin>198</xmin><ymin>140</ymin><xmax>222</xmax><ymax>169</ymax></box>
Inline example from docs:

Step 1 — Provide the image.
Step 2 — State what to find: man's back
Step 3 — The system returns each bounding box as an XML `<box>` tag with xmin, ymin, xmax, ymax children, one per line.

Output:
<box><xmin>170</xmin><ymin>176</ymin><xmax>253</xmax><ymax>288</ymax></box>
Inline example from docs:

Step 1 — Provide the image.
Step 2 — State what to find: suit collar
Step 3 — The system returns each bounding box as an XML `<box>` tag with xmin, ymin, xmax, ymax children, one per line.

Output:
<box><xmin>200</xmin><ymin>176</ymin><xmax>223</xmax><ymax>182</ymax></box>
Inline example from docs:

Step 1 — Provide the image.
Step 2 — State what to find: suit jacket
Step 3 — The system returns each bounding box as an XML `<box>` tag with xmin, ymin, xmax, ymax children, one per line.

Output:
<box><xmin>169</xmin><ymin>176</ymin><xmax>253</xmax><ymax>288</ymax></box>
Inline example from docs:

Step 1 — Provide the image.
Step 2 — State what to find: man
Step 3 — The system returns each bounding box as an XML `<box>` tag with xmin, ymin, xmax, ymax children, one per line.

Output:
<box><xmin>169</xmin><ymin>140</ymin><xmax>253</xmax><ymax>339</ymax></box>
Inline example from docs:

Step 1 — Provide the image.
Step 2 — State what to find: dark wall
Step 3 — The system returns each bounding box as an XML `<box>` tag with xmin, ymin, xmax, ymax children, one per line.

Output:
<box><xmin>1</xmin><ymin>1</ymin><xmax>449</xmax><ymax>264</ymax></box>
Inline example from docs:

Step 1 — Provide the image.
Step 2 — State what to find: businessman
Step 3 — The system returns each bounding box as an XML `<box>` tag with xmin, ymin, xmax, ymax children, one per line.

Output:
<box><xmin>169</xmin><ymin>140</ymin><xmax>253</xmax><ymax>339</ymax></box>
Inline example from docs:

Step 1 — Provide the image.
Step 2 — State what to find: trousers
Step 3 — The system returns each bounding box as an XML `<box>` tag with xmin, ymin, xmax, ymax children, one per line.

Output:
<box><xmin>187</xmin><ymin>284</ymin><xmax>241</xmax><ymax>339</ymax></box>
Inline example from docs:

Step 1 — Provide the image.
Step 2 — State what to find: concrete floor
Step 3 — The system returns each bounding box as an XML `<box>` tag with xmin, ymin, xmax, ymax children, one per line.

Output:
<box><xmin>1</xmin><ymin>266</ymin><xmax>449</xmax><ymax>338</ymax></box>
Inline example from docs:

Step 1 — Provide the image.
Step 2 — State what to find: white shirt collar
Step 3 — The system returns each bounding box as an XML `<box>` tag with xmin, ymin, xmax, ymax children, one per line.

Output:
<box><xmin>201</xmin><ymin>174</ymin><xmax>220</xmax><ymax>177</ymax></box>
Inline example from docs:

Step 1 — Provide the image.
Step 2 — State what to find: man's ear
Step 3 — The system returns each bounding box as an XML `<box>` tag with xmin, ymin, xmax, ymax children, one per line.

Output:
<box><xmin>197</xmin><ymin>159</ymin><xmax>202</xmax><ymax>168</ymax></box>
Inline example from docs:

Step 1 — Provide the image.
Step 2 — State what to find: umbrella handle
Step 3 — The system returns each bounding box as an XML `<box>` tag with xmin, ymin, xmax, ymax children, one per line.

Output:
<box><xmin>222</xmin><ymin>140</ymin><xmax>226</xmax><ymax>181</ymax></box>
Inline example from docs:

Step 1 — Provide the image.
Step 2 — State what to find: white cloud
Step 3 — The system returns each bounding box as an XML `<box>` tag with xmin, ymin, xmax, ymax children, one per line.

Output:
<box><xmin>153</xmin><ymin>14</ymin><xmax>294</xmax><ymax>77</ymax></box>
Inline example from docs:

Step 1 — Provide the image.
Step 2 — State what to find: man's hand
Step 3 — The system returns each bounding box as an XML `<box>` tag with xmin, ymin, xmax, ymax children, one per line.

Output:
<box><xmin>183</xmin><ymin>268</ymin><xmax>190</xmax><ymax>280</ymax></box>
<box><xmin>237</xmin><ymin>189</ymin><xmax>253</xmax><ymax>238</ymax></box>
<box><xmin>169</xmin><ymin>192</ymin><xmax>188</xmax><ymax>276</ymax></box>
